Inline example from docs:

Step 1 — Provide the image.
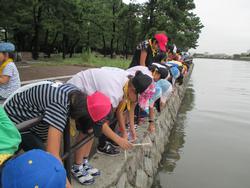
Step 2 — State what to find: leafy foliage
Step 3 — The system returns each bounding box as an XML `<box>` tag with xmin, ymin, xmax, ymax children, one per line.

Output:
<box><xmin>0</xmin><ymin>0</ymin><xmax>203</xmax><ymax>59</ymax></box>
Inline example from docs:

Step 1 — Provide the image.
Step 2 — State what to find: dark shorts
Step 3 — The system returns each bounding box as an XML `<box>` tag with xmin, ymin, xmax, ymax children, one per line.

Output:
<box><xmin>75</xmin><ymin>116</ymin><xmax>94</xmax><ymax>134</ymax></box>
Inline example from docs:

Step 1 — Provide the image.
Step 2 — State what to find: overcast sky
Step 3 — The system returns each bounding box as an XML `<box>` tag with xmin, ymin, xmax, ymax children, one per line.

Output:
<box><xmin>123</xmin><ymin>0</ymin><xmax>250</xmax><ymax>54</ymax></box>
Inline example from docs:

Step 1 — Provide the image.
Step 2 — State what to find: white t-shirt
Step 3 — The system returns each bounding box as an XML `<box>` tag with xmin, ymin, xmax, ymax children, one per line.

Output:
<box><xmin>67</xmin><ymin>68</ymin><xmax>129</xmax><ymax>108</ymax></box>
<box><xmin>0</xmin><ymin>62</ymin><xmax>21</xmax><ymax>98</ymax></box>
<box><xmin>126</xmin><ymin>66</ymin><xmax>153</xmax><ymax>78</ymax></box>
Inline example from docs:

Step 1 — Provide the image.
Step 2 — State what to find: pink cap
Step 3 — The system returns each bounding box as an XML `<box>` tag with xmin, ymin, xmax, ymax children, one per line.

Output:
<box><xmin>154</xmin><ymin>33</ymin><xmax>168</xmax><ymax>52</ymax></box>
<box><xmin>87</xmin><ymin>92</ymin><xmax>112</xmax><ymax>122</ymax></box>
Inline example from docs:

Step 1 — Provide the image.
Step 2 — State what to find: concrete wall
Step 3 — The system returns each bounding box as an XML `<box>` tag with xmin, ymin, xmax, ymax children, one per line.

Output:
<box><xmin>73</xmin><ymin>64</ymin><xmax>193</xmax><ymax>188</ymax></box>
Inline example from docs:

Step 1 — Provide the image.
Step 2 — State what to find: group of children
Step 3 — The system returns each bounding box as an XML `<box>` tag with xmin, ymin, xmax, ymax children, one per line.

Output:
<box><xmin>0</xmin><ymin>32</ymin><xmax>192</xmax><ymax>187</ymax></box>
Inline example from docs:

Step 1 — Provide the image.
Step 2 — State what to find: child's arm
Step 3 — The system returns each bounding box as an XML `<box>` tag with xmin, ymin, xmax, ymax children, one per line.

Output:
<box><xmin>128</xmin><ymin>102</ymin><xmax>137</xmax><ymax>141</ymax></box>
<box><xmin>46</xmin><ymin>126</ymin><xmax>62</xmax><ymax>161</ymax></box>
<box><xmin>116</xmin><ymin>101</ymin><xmax>128</xmax><ymax>139</ymax></box>
<box><xmin>102</xmin><ymin>122</ymin><xmax>132</xmax><ymax>150</ymax></box>
<box><xmin>0</xmin><ymin>75</ymin><xmax>10</xmax><ymax>84</ymax></box>
<box><xmin>148</xmin><ymin>106</ymin><xmax>155</xmax><ymax>133</ymax></box>
<box><xmin>140</xmin><ymin>50</ymin><xmax>147</xmax><ymax>66</ymax></box>
<box><xmin>46</xmin><ymin>126</ymin><xmax>71</xmax><ymax>188</ymax></box>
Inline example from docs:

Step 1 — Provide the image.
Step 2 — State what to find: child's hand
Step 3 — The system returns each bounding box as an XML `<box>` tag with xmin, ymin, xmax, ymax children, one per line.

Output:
<box><xmin>118</xmin><ymin>138</ymin><xmax>133</xmax><ymax>150</ymax></box>
<box><xmin>66</xmin><ymin>179</ymin><xmax>72</xmax><ymax>188</ymax></box>
<box><xmin>66</xmin><ymin>184</ymin><xmax>72</xmax><ymax>188</ymax></box>
<box><xmin>130</xmin><ymin>130</ymin><xmax>137</xmax><ymax>142</ymax></box>
<box><xmin>148</xmin><ymin>123</ymin><xmax>155</xmax><ymax>133</ymax></box>
<box><xmin>122</xmin><ymin>132</ymin><xmax>128</xmax><ymax>140</ymax></box>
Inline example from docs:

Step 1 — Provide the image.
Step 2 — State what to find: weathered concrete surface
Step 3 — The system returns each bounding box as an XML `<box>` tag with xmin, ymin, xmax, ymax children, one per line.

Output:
<box><xmin>73</xmin><ymin>65</ymin><xmax>193</xmax><ymax>188</ymax></box>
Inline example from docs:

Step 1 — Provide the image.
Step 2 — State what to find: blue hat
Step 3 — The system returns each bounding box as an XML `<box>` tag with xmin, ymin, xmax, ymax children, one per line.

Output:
<box><xmin>2</xmin><ymin>149</ymin><xmax>66</xmax><ymax>188</ymax></box>
<box><xmin>156</xmin><ymin>79</ymin><xmax>172</xmax><ymax>103</ymax></box>
<box><xmin>170</xmin><ymin>67</ymin><xmax>180</xmax><ymax>79</ymax></box>
<box><xmin>0</xmin><ymin>42</ymin><xmax>15</xmax><ymax>52</ymax></box>
<box><xmin>149</xmin><ymin>79</ymin><xmax>172</xmax><ymax>107</ymax></box>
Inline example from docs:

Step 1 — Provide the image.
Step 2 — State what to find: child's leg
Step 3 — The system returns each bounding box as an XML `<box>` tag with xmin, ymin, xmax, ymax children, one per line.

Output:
<box><xmin>73</xmin><ymin>116</ymin><xmax>100</xmax><ymax>179</ymax></box>
<box><xmin>98</xmin><ymin>118</ymin><xmax>118</xmax><ymax>148</ymax></box>
<box><xmin>74</xmin><ymin>132</ymin><xmax>94</xmax><ymax>165</ymax></box>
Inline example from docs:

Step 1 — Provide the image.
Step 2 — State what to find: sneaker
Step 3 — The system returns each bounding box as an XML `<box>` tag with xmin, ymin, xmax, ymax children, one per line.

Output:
<box><xmin>71</xmin><ymin>164</ymin><xmax>95</xmax><ymax>185</ymax></box>
<box><xmin>97</xmin><ymin>142</ymin><xmax>120</xmax><ymax>156</ymax></box>
<box><xmin>83</xmin><ymin>162</ymin><xmax>101</xmax><ymax>177</ymax></box>
<box><xmin>108</xmin><ymin>141</ymin><xmax>119</xmax><ymax>149</ymax></box>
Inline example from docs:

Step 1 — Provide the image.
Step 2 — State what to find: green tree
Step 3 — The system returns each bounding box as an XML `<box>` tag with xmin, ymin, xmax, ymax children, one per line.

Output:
<box><xmin>0</xmin><ymin>0</ymin><xmax>203</xmax><ymax>60</ymax></box>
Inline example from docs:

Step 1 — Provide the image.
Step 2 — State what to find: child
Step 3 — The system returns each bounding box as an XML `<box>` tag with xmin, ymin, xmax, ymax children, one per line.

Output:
<box><xmin>147</xmin><ymin>79</ymin><xmax>173</xmax><ymax>132</ymax></box>
<box><xmin>4</xmin><ymin>81</ymin><xmax>132</xmax><ymax>186</ymax></box>
<box><xmin>127</xmin><ymin>63</ymin><xmax>169</xmax><ymax>127</ymax></box>
<box><xmin>67</xmin><ymin>69</ymin><xmax>154</xmax><ymax>156</ymax></box>
<box><xmin>126</xmin><ymin>62</ymin><xmax>169</xmax><ymax>82</ymax></box>
<box><xmin>0</xmin><ymin>107</ymin><xmax>21</xmax><ymax>166</ymax></box>
<box><xmin>0</xmin><ymin>42</ymin><xmax>21</xmax><ymax>100</ymax></box>
<box><xmin>129</xmin><ymin>33</ymin><xmax>168</xmax><ymax>68</ymax></box>
<box><xmin>0</xmin><ymin>108</ymin><xmax>66</xmax><ymax>188</ymax></box>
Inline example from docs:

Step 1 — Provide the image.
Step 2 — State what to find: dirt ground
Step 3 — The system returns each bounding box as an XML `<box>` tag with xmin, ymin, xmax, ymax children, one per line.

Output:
<box><xmin>17</xmin><ymin>63</ymin><xmax>88</xmax><ymax>81</ymax></box>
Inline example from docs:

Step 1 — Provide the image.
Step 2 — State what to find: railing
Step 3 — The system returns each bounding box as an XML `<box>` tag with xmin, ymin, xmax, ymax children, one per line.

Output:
<box><xmin>16</xmin><ymin>117</ymin><xmax>94</xmax><ymax>183</ymax></box>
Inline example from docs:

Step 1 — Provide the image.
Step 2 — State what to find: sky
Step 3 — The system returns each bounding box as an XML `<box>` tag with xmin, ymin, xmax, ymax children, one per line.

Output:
<box><xmin>123</xmin><ymin>0</ymin><xmax>250</xmax><ymax>54</ymax></box>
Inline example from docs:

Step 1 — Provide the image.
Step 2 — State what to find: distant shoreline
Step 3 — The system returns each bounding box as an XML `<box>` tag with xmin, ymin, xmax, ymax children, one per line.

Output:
<box><xmin>193</xmin><ymin>57</ymin><xmax>250</xmax><ymax>62</ymax></box>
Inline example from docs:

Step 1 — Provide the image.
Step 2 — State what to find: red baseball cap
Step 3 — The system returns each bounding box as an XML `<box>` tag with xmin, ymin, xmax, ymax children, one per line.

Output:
<box><xmin>87</xmin><ymin>92</ymin><xmax>112</xmax><ymax>122</ymax></box>
<box><xmin>154</xmin><ymin>33</ymin><xmax>168</xmax><ymax>52</ymax></box>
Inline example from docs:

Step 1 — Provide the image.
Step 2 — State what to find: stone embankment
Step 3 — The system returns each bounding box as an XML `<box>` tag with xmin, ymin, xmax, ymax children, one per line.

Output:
<box><xmin>73</xmin><ymin>64</ymin><xmax>194</xmax><ymax>188</ymax></box>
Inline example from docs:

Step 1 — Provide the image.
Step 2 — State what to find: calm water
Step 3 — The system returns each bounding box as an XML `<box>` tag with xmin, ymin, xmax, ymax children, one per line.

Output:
<box><xmin>152</xmin><ymin>59</ymin><xmax>250</xmax><ymax>188</ymax></box>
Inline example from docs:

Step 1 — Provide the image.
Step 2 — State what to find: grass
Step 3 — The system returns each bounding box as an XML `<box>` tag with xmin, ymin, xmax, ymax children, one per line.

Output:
<box><xmin>32</xmin><ymin>52</ymin><xmax>131</xmax><ymax>69</ymax></box>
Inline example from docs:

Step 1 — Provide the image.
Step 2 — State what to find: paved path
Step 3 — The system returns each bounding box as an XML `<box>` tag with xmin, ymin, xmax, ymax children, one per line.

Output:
<box><xmin>16</xmin><ymin>63</ymin><xmax>87</xmax><ymax>81</ymax></box>
<box><xmin>21</xmin><ymin>75</ymin><xmax>74</xmax><ymax>85</ymax></box>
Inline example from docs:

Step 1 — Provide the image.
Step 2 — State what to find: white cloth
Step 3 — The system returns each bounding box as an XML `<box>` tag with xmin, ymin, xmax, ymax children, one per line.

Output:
<box><xmin>67</xmin><ymin>68</ymin><xmax>129</xmax><ymax>108</ymax></box>
<box><xmin>126</xmin><ymin>66</ymin><xmax>152</xmax><ymax>78</ymax></box>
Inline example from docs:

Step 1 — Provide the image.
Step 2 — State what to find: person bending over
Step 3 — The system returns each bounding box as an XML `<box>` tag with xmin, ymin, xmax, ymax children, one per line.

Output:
<box><xmin>68</xmin><ymin>68</ymin><xmax>154</xmax><ymax>156</ymax></box>
<box><xmin>4</xmin><ymin>81</ymin><xmax>132</xmax><ymax>186</ymax></box>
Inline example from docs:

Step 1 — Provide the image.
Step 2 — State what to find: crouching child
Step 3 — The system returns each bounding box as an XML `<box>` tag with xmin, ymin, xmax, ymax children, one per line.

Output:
<box><xmin>3</xmin><ymin>81</ymin><xmax>132</xmax><ymax>186</ymax></box>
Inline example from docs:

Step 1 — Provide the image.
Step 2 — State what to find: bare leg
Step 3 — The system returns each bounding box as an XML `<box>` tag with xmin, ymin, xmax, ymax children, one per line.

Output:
<box><xmin>74</xmin><ymin>132</ymin><xmax>94</xmax><ymax>165</ymax></box>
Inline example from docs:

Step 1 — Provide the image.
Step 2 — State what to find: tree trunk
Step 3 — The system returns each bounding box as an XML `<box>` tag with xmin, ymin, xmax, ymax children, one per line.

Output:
<box><xmin>116</xmin><ymin>38</ymin><xmax>119</xmax><ymax>54</ymax></box>
<box><xmin>124</xmin><ymin>39</ymin><xmax>128</xmax><ymax>59</ymax></box>
<box><xmin>102</xmin><ymin>34</ymin><xmax>106</xmax><ymax>57</ymax></box>
<box><xmin>69</xmin><ymin>38</ymin><xmax>80</xmax><ymax>58</ymax></box>
<box><xmin>48</xmin><ymin>32</ymin><xmax>59</xmax><ymax>58</ymax></box>
<box><xmin>32</xmin><ymin>4</ymin><xmax>42</xmax><ymax>60</ymax></box>
<box><xmin>4</xmin><ymin>28</ymin><xmax>8</xmax><ymax>42</ymax></box>
<box><xmin>87</xmin><ymin>30</ymin><xmax>90</xmax><ymax>51</ymax></box>
<box><xmin>43</xmin><ymin>29</ymin><xmax>49</xmax><ymax>54</ymax></box>
<box><xmin>110</xmin><ymin>2</ymin><xmax>116</xmax><ymax>59</ymax></box>
<box><xmin>148</xmin><ymin>0</ymin><xmax>157</xmax><ymax>30</ymax></box>
<box><xmin>62</xmin><ymin>34</ymin><xmax>68</xmax><ymax>59</ymax></box>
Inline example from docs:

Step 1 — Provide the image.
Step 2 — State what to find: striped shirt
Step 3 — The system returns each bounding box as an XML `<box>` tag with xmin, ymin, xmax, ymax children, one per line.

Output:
<box><xmin>4</xmin><ymin>81</ymin><xmax>78</xmax><ymax>140</ymax></box>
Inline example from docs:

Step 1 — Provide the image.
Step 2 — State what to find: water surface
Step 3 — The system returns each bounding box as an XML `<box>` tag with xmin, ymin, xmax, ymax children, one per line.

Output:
<box><xmin>153</xmin><ymin>59</ymin><xmax>250</xmax><ymax>188</ymax></box>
